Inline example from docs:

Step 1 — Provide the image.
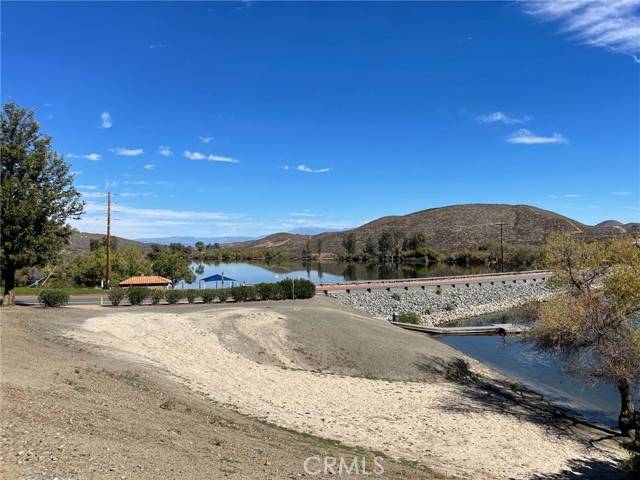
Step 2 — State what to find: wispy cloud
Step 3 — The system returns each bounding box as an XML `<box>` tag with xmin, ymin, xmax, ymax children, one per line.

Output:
<box><xmin>110</xmin><ymin>147</ymin><xmax>144</xmax><ymax>156</ymax></box>
<box><xmin>291</xmin><ymin>212</ymin><xmax>322</xmax><ymax>217</ymax></box>
<box><xmin>158</xmin><ymin>145</ymin><xmax>172</xmax><ymax>157</ymax></box>
<box><xmin>296</xmin><ymin>164</ymin><xmax>332</xmax><ymax>173</ymax></box>
<box><xmin>477</xmin><ymin>111</ymin><xmax>529</xmax><ymax>124</ymax></box>
<box><xmin>610</xmin><ymin>191</ymin><xmax>635</xmax><ymax>196</ymax></box>
<box><xmin>149</xmin><ymin>43</ymin><xmax>163</xmax><ymax>49</ymax></box>
<box><xmin>100</xmin><ymin>112</ymin><xmax>112</xmax><ymax>129</ymax></box>
<box><xmin>77</xmin><ymin>184</ymin><xmax>98</xmax><ymax>190</ymax></box>
<box><xmin>144</xmin><ymin>164</ymin><xmax>156</xmax><ymax>170</ymax></box>
<box><xmin>124</xmin><ymin>180</ymin><xmax>150</xmax><ymax>185</ymax></box>
<box><xmin>79</xmin><ymin>191</ymin><xmax>107</xmax><ymax>198</ymax></box>
<box><xmin>507</xmin><ymin>129</ymin><xmax>568</xmax><ymax>145</ymax></box>
<box><xmin>547</xmin><ymin>193</ymin><xmax>582</xmax><ymax>199</ymax></box>
<box><xmin>199</xmin><ymin>136</ymin><xmax>214</xmax><ymax>143</ymax></box>
<box><xmin>67</xmin><ymin>153</ymin><xmax>101</xmax><ymax>161</ymax></box>
<box><xmin>184</xmin><ymin>150</ymin><xmax>206</xmax><ymax>160</ymax></box>
<box><xmin>208</xmin><ymin>154</ymin><xmax>239</xmax><ymax>163</ymax></box>
<box><xmin>105</xmin><ymin>180</ymin><xmax>118</xmax><ymax>189</ymax></box>
<box><xmin>119</xmin><ymin>192</ymin><xmax>154</xmax><ymax>198</ymax></box>
<box><xmin>525</xmin><ymin>0</ymin><xmax>640</xmax><ymax>63</ymax></box>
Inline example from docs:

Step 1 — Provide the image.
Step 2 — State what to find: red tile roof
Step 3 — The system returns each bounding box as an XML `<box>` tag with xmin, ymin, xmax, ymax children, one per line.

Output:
<box><xmin>119</xmin><ymin>275</ymin><xmax>172</xmax><ymax>286</ymax></box>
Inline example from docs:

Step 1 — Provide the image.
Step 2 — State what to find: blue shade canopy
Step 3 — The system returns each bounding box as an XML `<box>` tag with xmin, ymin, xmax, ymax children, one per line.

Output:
<box><xmin>201</xmin><ymin>274</ymin><xmax>237</xmax><ymax>283</ymax></box>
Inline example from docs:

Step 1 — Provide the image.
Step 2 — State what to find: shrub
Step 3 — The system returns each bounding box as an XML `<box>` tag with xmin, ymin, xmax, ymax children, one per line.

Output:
<box><xmin>229</xmin><ymin>285</ymin><xmax>256</xmax><ymax>302</ymax></box>
<box><xmin>255</xmin><ymin>282</ymin><xmax>281</xmax><ymax>300</ymax></box>
<box><xmin>444</xmin><ymin>303</ymin><xmax>456</xmax><ymax>312</ymax></box>
<box><xmin>38</xmin><ymin>289</ymin><xmax>69</xmax><ymax>307</ymax></box>
<box><xmin>164</xmin><ymin>289</ymin><xmax>183</xmax><ymax>304</ymax></box>
<box><xmin>435</xmin><ymin>286</ymin><xmax>442</xmax><ymax>296</ymax></box>
<box><xmin>277</xmin><ymin>279</ymin><xmax>316</xmax><ymax>299</ymax></box>
<box><xmin>108</xmin><ymin>288</ymin><xmax>126</xmax><ymax>306</ymax></box>
<box><xmin>127</xmin><ymin>287</ymin><xmax>150</xmax><ymax>306</ymax></box>
<box><xmin>184</xmin><ymin>289</ymin><xmax>198</xmax><ymax>304</ymax></box>
<box><xmin>399</xmin><ymin>312</ymin><xmax>421</xmax><ymax>325</ymax></box>
<box><xmin>216</xmin><ymin>288</ymin><xmax>229</xmax><ymax>303</ymax></box>
<box><xmin>390</xmin><ymin>292</ymin><xmax>401</xmax><ymax>301</ymax></box>
<box><xmin>150</xmin><ymin>289</ymin><xmax>164</xmax><ymax>305</ymax></box>
<box><xmin>201</xmin><ymin>289</ymin><xmax>216</xmax><ymax>303</ymax></box>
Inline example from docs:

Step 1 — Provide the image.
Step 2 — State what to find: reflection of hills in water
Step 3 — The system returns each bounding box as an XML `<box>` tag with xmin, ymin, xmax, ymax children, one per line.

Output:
<box><xmin>193</xmin><ymin>261</ymin><xmax>493</xmax><ymax>283</ymax></box>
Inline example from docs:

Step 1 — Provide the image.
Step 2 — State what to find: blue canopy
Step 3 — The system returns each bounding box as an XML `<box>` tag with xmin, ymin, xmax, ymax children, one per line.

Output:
<box><xmin>201</xmin><ymin>274</ymin><xmax>237</xmax><ymax>283</ymax></box>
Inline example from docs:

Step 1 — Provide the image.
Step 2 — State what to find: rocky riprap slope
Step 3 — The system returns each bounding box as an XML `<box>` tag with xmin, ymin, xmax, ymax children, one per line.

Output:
<box><xmin>330</xmin><ymin>282</ymin><xmax>551</xmax><ymax>326</ymax></box>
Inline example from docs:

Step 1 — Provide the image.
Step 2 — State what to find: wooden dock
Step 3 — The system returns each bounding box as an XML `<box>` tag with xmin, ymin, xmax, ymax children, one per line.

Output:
<box><xmin>392</xmin><ymin>321</ymin><xmax>529</xmax><ymax>336</ymax></box>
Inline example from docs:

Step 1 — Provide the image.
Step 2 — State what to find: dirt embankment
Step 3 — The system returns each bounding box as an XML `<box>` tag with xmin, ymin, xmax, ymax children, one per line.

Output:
<box><xmin>1</xmin><ymin>298</ymin><xmax>628</xmax><ymax>479</ymax></box>
<box><xmin>0</xmin><ymin>304</ymin><xmax>438</xmax><ymax>480</ymax></box>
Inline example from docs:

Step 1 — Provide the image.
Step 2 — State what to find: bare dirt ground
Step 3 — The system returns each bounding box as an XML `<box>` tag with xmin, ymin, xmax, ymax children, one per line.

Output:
<box><xmin>1</xmin><ymin>297</ymin><xmax>628</xmax><ymax>479</ymax></box>
<box><xmin>0</xmin><ymin>303</ymin><xmax>440</xmax><ymax>480</ymax></box>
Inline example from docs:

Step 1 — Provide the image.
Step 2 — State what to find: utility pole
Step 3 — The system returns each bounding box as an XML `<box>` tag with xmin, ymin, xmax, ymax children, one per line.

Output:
<box><xmin>106</xmin><ymin>192</ymin><xmax>112</xmax><ymax>289</ymax></box>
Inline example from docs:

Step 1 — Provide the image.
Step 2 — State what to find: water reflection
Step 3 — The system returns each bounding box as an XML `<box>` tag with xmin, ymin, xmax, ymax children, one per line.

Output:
<box><xmin>184</xmin><ymin>261</ymin><xmax>493</xmax><ymax>287</ymax></box>
<box><xmin>439</xmin><ymin>334</ymin><xmax>621</xmax><ymax>427</ymax></box>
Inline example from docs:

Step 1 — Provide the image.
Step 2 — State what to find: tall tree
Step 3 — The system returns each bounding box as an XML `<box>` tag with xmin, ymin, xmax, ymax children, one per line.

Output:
<box><xmin>529</xmin><ymin>233</ymin><xmax>640</xmax><ymax>439</ymax></box>
<box><xmin>342</xmin><ymin>232</ymin><xmax>357</xmax><ymax>257</ymax></box>
<box><xmin>1</xmin><ymin>103</ymin><xmax>83</xmax><ymax>304</ymax></box>
<box><xmin>151</xmin><ymin>252</ymin><xmax>195</xmax><ymax>286</ymax></box>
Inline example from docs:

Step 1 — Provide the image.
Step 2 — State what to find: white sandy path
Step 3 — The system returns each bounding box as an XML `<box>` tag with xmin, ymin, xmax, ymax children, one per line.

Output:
<box><xmin>68</xmin><ymin>309</ymin><xmax>622</xmax><ymax>480</ymax></box>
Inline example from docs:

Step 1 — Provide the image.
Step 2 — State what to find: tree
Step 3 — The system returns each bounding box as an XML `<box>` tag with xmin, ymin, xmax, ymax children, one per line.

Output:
<box><xmin>391</xmin><ymin>230</ymin><xmax>405</xmax><ymax>260</ymax></box>
<box><xmin>364</xmin><ymin>236</ymin><xmax>377</xmax><ymax>257</ymax></box>
<box><xmin>403</xmin><ymin>232</ymin><xmax>427</xmax><ymax>252</ymax></box>
<box><xmin>342</xmin><ymin>232</ymin><xmax>357</xmax><ymax>257</ymax></box>
<box><xmin>378</xmin><ymin>230</ymin><xmax>394</xmax><ymax>258</ymax></box>
<box><xmin>195</xmin><ymin>241</ymin><xmax>205</xmax><ymax>252</ymax></box>
<box><xmin>529</xmin><ymin>233</ymin><xmax>640</xmax><ymax>440</ymax></box>
<box><xmin>1</xmin><ymin>103</ymin><xmax>83</xmax><ymax>304</ymax></box>
<box><xmin>69</xmin><ymin>246</ymin><xmax>151</xmax><ymax>286</ymax></box>
<box><xmin>316</xmin><ymin>238</ymin><xmax>323</xmax><ymax>257</ymax></box>
<box><xmin>152</xmin><ymin>251</ymin><xmax>195</xmax><ymax>286</ymax></box>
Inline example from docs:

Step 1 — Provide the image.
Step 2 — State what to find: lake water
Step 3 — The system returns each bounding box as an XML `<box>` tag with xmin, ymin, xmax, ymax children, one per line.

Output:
<box><xmin>181</xmin><ymin>261</ymin><xmax>492</xmax><ymax>288</ymax></box>
<box><xmin>438</xmin><ymin>333</ymin><xmax>621</xmax><ymax>427</ymax></box>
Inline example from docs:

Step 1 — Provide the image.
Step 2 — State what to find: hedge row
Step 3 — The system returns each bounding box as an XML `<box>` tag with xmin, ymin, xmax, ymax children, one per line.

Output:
<box><xmin>108</xmin><ymin>279</ymin><xmax>316</xmax><ymax>306</ymax></box>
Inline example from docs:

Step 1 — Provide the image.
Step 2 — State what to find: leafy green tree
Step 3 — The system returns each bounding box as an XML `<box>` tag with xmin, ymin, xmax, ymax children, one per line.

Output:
<box><xmin>529</xmin><ymin>233</ymin><xmax>640</xmax><ymax>441</ymax></box>
<box><xmin>152</xmin><ymin>251</ymin><xmax>195</xmax><ymax>285</ymax></box>
<box><xmin>364</xmin><ymin>236</ymin><xmax>377</xmax><ymax>257</ymax></box>
<box><xmin>1</xmin><ymin>103</ymin><xmax>83</xmax><ymax>304</ymax></box>
<box><xmin>378</xmin><ymin>230</ymin><xmax>394</xmax><ymax>258</ymax></box>
<box><xmin>195</xmin><ymin>241</ymin><xmax>205</xmax><ymax>252</ymax></box>
<box><xmin>403</xmin><ymin>232</ymin><xmax>428</xmax><ymax>252</ymax></box>
<box><xmin>69</xmin><ymin>246</ymin><xmax>152</xmax><ymax>287</ymax></box>
<box><xmin>342</xmin><ymin>232</ymin><xmax>357</xmax><ymax>257</ymax></box>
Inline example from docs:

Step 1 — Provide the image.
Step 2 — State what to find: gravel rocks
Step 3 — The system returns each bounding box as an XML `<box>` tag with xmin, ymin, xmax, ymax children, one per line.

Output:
<box><xmin>330</xmin><ymin>282</ymin><xmax>551</xmax><ymax>326</ymax></box>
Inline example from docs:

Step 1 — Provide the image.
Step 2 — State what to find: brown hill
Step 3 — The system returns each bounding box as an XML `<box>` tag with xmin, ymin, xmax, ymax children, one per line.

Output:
<box><xmin>68</xmin><ymin>231</ymin><xmax>152</xmax><ymax>257</ymax></box>
<box><xmin>224</xmin><ymin>204</ymin><xmax>625</xmax><ymax>255</ymax></box>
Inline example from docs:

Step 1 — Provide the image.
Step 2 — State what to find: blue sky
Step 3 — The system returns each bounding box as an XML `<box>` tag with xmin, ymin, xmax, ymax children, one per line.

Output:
<box><xmin>3</xmin><ymin>1</ymin><xmax>639</xmax><ymax>239</ymax></box>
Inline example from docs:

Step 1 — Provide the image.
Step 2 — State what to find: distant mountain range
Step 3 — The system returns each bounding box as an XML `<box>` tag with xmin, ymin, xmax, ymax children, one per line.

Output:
<box><xmin>595</xmin><ymin>220</ymin><xmax>640</xmax><ymax>232</ymax></box>
<box><xmin>70</xmin><ymin>204</ymin><xmax>636</xmax><ymax>257</ymax></box>
<box><xmin>134</xmin><ymin>236</ymin><xmax>257</xmax><ymax>246</ymax></box>
<box><xmin>133</xmin><ymin>228</ymin><xmax>341</xmax><ymax>245</ymax></box>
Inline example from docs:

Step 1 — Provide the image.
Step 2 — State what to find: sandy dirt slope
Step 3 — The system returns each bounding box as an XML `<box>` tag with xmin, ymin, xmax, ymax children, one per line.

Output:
<box><xmin>66</xmin><ymin>299</ymin><xmax>626</xmax><ymax>480</ymax></box>
<box><xmin>0</xmin><ymin>305</ymin><xmax>442</xmax><ymax>480</ymax></box>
